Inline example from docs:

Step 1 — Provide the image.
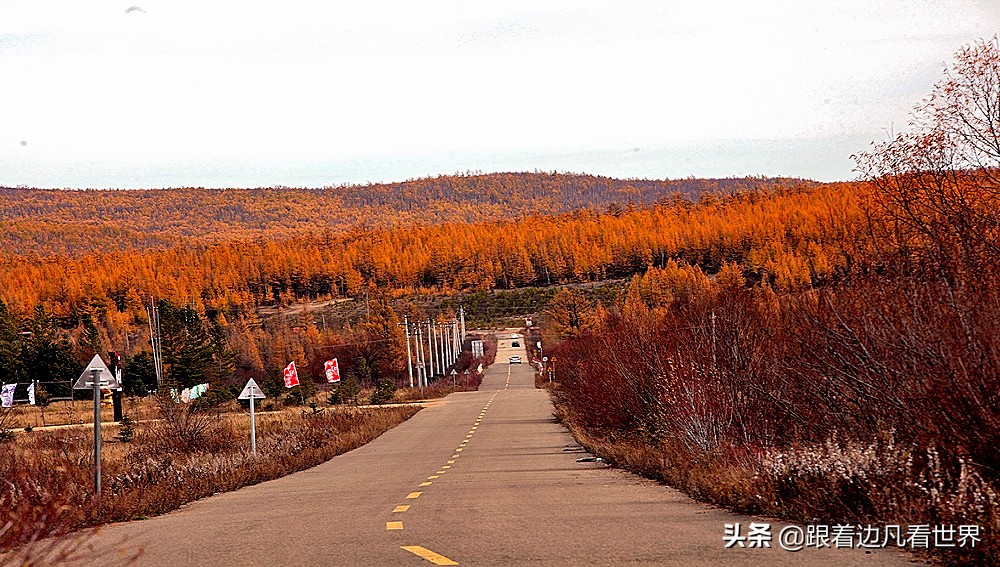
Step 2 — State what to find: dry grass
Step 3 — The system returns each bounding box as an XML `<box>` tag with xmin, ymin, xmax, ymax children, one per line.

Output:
<box><xmin>559</xmin><ymin>405</ymin><xmax>998</xmax><ymax>566</ymax></box>
<box><xmin>0</xmin><ymin>397</ymin><xmax>160</xmax><ymax>430</ymax></box>
<box><xmin>392</xmin><ymin>372</ymin><xmax>484</xmax><ymax>403</ymax></box>
<box><xmin>0</xmin><ymin>404</ymin><xmax>418</xmax><ymax>556</ymax></box>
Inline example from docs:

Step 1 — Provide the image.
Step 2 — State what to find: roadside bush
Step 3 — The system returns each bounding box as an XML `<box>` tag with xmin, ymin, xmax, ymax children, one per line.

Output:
<box><xmin>369</xmin><ymin>377</ymin><xmax>397</xmax><ymax>405</ymax></box>
<box><xmin>552</xmin><ymin>271</ymin><xmax>1000</xmax><ymax>564</ymax></box>
<box><xmin>147</xmin><ymin>393</ymin><xmax>236</xmax><ymax>453</ymax></box>
<box><xmin>0</xmin><ymin>405</ymin><xmax>419</xmax><ymax>555</ymax></box>
<box><xmin>327</xmin><ymin>376</ymin><xmax>360</xmax><ymax>406</ymax></box>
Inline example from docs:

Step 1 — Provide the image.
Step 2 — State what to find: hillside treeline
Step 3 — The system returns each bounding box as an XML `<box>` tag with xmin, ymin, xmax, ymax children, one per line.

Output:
<box><xmin>0</xmin><ymin>180</ymin><xmax>860</xmax><ymax>326</ymax></box>
<box><xmin>0</xmin><ymin>173</ymin><xmax>810</xmax><ymax>256</ymax></box>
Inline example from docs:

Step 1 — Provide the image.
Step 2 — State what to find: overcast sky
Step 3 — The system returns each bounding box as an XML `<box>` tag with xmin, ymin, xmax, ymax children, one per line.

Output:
<box><xmin>1</xmin><ymin>1</ymin><xmax>998</xmax><ymax>188</ymax></box>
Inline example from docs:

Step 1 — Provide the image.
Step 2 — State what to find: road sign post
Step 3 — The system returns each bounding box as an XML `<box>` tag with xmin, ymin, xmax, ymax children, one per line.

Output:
<box><xmin>239</xmin><ymin>379</ymin><xmax>266</xmax><ymax>455</ymax></box>
<box><xmin>250</xmin><ymin>392</ymin><xmax>256</xmax><ymax>454</ymax></box>
<box><xmin>91</xmin><ymin>368</ymin><xmax>101</xmax><ymax>500</ymax></box>
<box><xmin>73</xmin><ymin>354</ymin><xmax>120</xmax><ymax>503</ymax></box>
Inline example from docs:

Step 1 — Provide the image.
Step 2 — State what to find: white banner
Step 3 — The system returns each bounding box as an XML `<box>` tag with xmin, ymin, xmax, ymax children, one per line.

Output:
<box><xmin>0</xmin><ymin>384</ymin><xmax>15</xmax><ymax>407</ymax></box>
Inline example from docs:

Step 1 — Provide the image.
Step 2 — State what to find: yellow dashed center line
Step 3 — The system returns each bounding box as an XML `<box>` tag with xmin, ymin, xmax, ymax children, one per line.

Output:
<box><xmin>401</xmin><ymin>545</ymin><xmax>460</xmax><ymax>565</ymax></box>
<box><xmin>384</xmin><ymin>393</ymin><xmax>506</xmax><ymax>542</ymax></box>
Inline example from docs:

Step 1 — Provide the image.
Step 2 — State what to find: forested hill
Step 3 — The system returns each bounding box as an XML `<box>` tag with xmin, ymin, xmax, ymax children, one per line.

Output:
<box><xmin>0</xmin><ymin>172</ymin><xmax>814</xmax><ymax>256</ymax></box>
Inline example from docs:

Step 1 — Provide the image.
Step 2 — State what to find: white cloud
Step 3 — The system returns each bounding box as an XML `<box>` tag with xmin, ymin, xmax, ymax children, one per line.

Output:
<box><xmin>1</xmin><ymin>0</ymin><xmax>998</xmax><ymax>186</ymax></box>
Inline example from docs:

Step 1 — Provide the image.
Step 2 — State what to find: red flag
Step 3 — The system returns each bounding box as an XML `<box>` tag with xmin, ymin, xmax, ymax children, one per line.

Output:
<box><xmin>324</xmin><ymin>358</ymin><xmax>341</xmax><ymax>383</ymax></box>
<box><xmin>283</xmin><ymin>361</ymin><xmax>300</xmax><ymax>388</ymax></box>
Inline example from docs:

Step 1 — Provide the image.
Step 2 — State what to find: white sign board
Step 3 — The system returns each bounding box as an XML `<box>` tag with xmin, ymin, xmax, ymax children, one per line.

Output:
<box><xmin>238</xmin><ymin>378</ymin><xmax>267</xmax><ymax>400</ymax></box>
<box><xmin>73</xmin><ymin>354</ymin><xmax>119</xmax><ymax>390</ymax></box>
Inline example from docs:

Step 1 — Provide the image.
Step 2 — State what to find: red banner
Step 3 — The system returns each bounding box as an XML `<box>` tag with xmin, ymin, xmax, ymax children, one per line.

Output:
<box><xmin>324</xmin><ymin>358</ymin><xmax>341</xmax><ymax>383</ymax></box>
<box><xmin>283</xmin><ymin>361</ymin><xmax>300</xmax><ymax>388</ymax></box>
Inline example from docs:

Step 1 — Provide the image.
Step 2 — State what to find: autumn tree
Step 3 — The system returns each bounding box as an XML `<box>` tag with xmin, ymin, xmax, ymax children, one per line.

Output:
<box><xmin>157</xmin><ymin>300</ymin><xmax>233</xmax><ymax>388</ymax></box>
<box><xmin>356</xmin><ymin>286</ymin><xmax>406</xmax><ymax>383</ymax></box>
<box><xmin>0</xmin><ymin>301</ymin><xmax>23</xmax><ymax>385</ymax></box>
<box><xmin>124</xmin><ymin>351</ymin><xmax>158</xmax><ymax>397</ymax></box>
<box><xmin>851</xmin><ymin>37</ymin><xmax>1000</xmax><ymax>470</ymax></box>
<box><xmin>22</xmin><ymin>306</ymin><xmax>79</xmax><ymax>398</ymax></box>
<box><xmin>855</xmin><ymin>36</ymin><xmax>1000</xmax><ymax>279</ymax></box>
<box><xmin>545</xmin><ymin>289</ymin><xmax>594</xmax><ymax>339</ymax></box>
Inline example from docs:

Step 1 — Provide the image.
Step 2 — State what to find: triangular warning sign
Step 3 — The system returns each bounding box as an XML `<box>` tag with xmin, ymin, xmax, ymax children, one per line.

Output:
<box><xmin>238</xmin><ymin>378</ymin><xmax>266</xmax><ymax>400</ymax></box>
<box><xmin>73</xmin><ymin>354</ymin><xmax>119</xmax><ymax>390</ymax></box>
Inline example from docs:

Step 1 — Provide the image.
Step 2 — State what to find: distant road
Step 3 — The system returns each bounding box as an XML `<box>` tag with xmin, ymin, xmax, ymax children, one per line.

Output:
<box><xmin>67</xmin><ymin>334</ymin><xmax>917</xmax><ymax>566</ymax></box>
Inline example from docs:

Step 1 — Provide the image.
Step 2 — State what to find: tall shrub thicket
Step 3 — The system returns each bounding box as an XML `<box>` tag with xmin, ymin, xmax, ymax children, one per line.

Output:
<box><xmin>554</xmin><ymin>38</ymin><xmax>1000</xmax><ymax>564</ymax></box>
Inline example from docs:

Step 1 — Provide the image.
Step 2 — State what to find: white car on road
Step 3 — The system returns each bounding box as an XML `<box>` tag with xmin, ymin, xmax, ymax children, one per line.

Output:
<box><xmin>508</xmin><ymin>356</ymin><xmax>522</xmax><ymax>364</ymax></box>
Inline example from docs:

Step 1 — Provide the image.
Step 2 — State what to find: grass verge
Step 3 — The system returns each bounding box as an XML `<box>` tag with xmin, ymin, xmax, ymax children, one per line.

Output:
<box><xmin>0</xmin><ymin>405</ymin><xmax>418</xmax><ymax>557</ymax></box>
<box><xmin>554</xmin><ymin>400</ymin><xmax>996</xmax><ymax>566</ymax></box>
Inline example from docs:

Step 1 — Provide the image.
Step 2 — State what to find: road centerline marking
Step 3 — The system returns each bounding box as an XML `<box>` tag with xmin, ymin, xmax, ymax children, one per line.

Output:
<box><xmin>420</xmin><ymin>481</ymin><xmax>432</xmax><ymax>487</ymax></box>
<box><xmin>386</xmin><ymin>521</ymin><xmax>404</xmax><ymax>530</ymax></box>
<box><xmin>393</xmin><ymin>505</ymin><xmax>410</xmax><ymax>512</ymax></box>
<box><xmin>406</xmin><ymin>492</ymin><xmax>422</xmax><ymax>499</ymax></box>
<box><xmin>401</xmin><ymin>545</ymin><xmax>459</xmax><ymax>565</ymax></box>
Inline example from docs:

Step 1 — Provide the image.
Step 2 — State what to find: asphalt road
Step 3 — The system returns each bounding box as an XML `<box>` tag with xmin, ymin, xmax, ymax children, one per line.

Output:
<box><xmin>62</xmin><ymin>333</ymin><xmax>918</xmax><ymax>566</ymax></box>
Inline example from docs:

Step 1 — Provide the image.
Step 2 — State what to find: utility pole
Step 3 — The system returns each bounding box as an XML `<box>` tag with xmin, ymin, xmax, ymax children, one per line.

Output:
<box><xmin>415</xmin><ymin>325</ymin><xmax>425</xmax><ymax>393</ymax></box>
<box><xmin>435</xmin><ymin>323</ymin><xmax>443</xmax><ymax>375</ymax></box>
<box><xmin>459</xmin><ymin>307</ymin><xmax>466</xmax><ymax>341</ymax></box>
<box><xmin>443</xmin><ymin>323</ymin><xmax>449</xmax><ymax>368</ymax></box>
<box><xmin>147</xmin><ymin>299</ymin><xmax>156</xmax><ymax>385</ymax></box>
<box><xmin>437</xmin><ymin>322</ymin><xmax>443</xmax><ymax>374</ymax></box>
<box><xmin>403</xmin><ymin>316</ymin><xmax>414</xmax><ymax>388</ymax></box>
<box><xmin>445</xmin><ymin>324</ymin><xmax>452</xmax><ymax>368</ymax></box>
<box><xmin>442</xmin><ymin>324</ymin><xmax>449</xmax><ymax>371</ymax></box>
<box><xmin>426</xmin><ymin>319</ymin><xmax>435</xmax><ymax>379</ymax></box>
<box><xmin>147</xmin><ymin>298</ymin><xmax>164</xmax><ymax>387</ymax></box>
